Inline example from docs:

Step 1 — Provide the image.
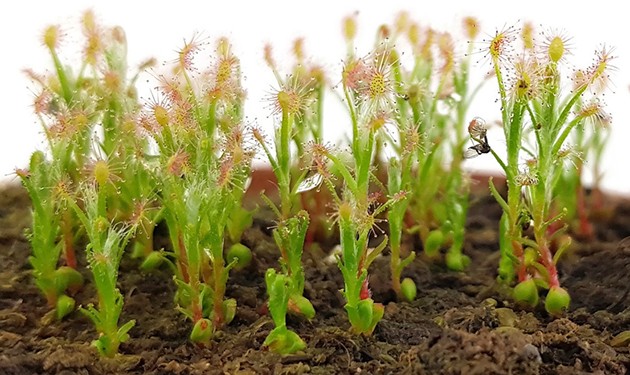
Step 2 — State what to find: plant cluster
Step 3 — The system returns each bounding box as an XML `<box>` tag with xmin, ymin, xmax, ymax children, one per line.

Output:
<box><xmin>20</xmin><ymin>11</ymin><xmax>162</xmax><ymax>353</ymax></box>
<box><xmin>18</xmin><ymin>10</ymin><xmax>612</xmax><ymax>357</ymax></box>
<box><xmin>375</xmin><ymin>13</ymin><xmax>486</xmax><ymax>300</ymax></box>
<box><xmin>142</xmin><ymin>35</ymin><xmax>255</xmax><ymax>344</ymax></box>
<box><xmin>479</xmin><ymin>23</ymin><xmax>615</xmax><ymax>314</ymax></box>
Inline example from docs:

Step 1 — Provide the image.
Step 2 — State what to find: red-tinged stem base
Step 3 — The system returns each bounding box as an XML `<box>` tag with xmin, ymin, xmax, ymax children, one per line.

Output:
<box><xmin>537</xmin><ymin>240</ymin><xmax>561</xmax><ymax>289</ymax></box>
<box><xmin>513</xmin><ymin>239</ymin><xmax>527</xmax><ymax>283</ymax></box>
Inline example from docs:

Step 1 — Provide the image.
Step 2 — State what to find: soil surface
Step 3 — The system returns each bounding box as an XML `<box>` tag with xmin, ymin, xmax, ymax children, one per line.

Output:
<box><xmin>1</xmin><ymin>180</ymin><xmax>630</xmax><ymax>375</ymax></box>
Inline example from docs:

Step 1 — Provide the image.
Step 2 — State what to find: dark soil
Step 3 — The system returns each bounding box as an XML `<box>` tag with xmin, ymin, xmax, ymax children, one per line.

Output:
<box><xmin>1</xmin><ymin>180</ymin><xmax>630</xmax><ymax>375</ymax></box>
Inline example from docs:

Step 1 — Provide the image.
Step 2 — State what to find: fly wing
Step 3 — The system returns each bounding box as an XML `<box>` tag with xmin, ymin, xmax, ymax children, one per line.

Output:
<box><xmin>463</xmin><ymin>141</ymin><xmax>491</xmax><ymax>159</ymax></box>
<box><xmin>463</xmin><ymin>146</ymin><xmax>482</xmax><ymax>159</ymax></box>
<box><xmin>296</xmin><ymin>172</ymin><xmax>323</xmax><ymax>193</ymax></box>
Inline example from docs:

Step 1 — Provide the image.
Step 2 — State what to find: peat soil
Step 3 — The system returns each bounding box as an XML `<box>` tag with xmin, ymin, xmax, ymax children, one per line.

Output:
<box><xmin>1</xmin><ymin>181</ymin><xmax>630</xmax><ymax>375</ymax></box>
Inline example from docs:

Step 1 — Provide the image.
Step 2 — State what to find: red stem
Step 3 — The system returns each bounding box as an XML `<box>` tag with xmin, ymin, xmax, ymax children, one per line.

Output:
<box><xmin>357</xmin><ymin>250</ymin><xmax>371</xmax><ymax>300</ymax></box>
<box><xmin>512</xmin><ymin>239</ymin><xmax>527</xmax><ymax>282</ymax></box>
<box><xmin>537</xmin><ymin>240</ymin><xmax>560</xmax><ymax>289</ymax></box>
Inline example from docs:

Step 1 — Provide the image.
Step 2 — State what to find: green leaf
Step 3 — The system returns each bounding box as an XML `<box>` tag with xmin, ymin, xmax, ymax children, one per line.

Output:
<box><xmin>55</xmin><ymin>294</ymin><xmax>76</xmax><ymax>320</ymax></box>
<box><xmin>54</xmin><ymin>266</ymin><xmax>84</xmax><ymax>294</ymax></box>
<box><xmin>226</xmin><ymin>243</ymin><xmax>252</xmax><ymax>271</ymax></box>
<box><xmin>445</xmin><ymin>252</ymin><xmax>470</xmax><ymax>272</ymax></box>
<box><xmin>398</xmin><ymin>251</ymin><xmax>416</xmax><ymax>273</ymax></box>
<box><xmin>117</xmin><ymin>319</ymin><xmax>136</xmax><ymax>343</ymax></box>
<box><xmin>190</xmin><ymin>318</ymin><xmax>214</xmax><ymax>344</ymax></box>
<box><xmin>553</xmin><ymin>236</ymin><xmax>572</xmax><ymax>265</ymax></box>
<box><xmin>545</xmin><ymin>286</ymin><xmax>570</xmax><ymax>316</ymax></box>
<box><xmin>533</xmin><ymin>278</ymin><xmax>550</xmax><ymax>290</ymax></box>
<box><xmin>513</xmin><ymin>279</ymin><xmax>539</xmax><ymax>307</ymax></box>
<box><xmin>174</xmin><ymin>279</ymin><xmax>194</xmax><ymax>310</ymax></box>
<box><xmin>80</xmin><ymin>304</ymin><xmax>103</xmax><ymax>329</ymax></box>
<box><xmin>497</xmin><ymin>214</ymin><xmax>515</xmax><ymax>284</ymax></box>
<box><xmin>365</xmin><ymin>235</ymin><xmax>388</xmax><ymax>269</ymax></box>
<box><xmin>222</xmin><ymin>298</ymin><xmax>237</xmax><ymax>325</ymax></box>
<box><xmin>227</xmin><ymin>207</ymin><xmax>253</xmax><ymax>243</ymax></box>
<box><xmin>263</xmin><ymin>326</ymin><xmax>306</xmax><ymax>355</ymax></box>
<box><xmin>424</xmin><ymin>230</ymin><xmax>444</xmax><ymax>258</ymax></box>
<box><xmin>401</xmin><ymin>278</ymin><xmax>417</xmax><ymax>302</ymax></box>
<box><xmin>347</xmin><ymin>298</ymin><xmax>383</xmax><ymax>335</ymax></box>
<box><xmin>289</xmin><ymin>294</ymin><xmax>315</xmax><ymax>320</ymax></box>
<box><xmin>366</xmin><ymin>301</ymin><xmax>384</xmax><ymax>335</ymax></box>
<box><xmin>488</xmin><ymin>178</ymin><xmax>509</xmax><ymax>214</ymax></box>
<box><xmin>140</xmin><ymin>251</ymin><xmax>165</xmax><ymax>272</ymax></box>
<box><xmin>610</xmin><ymin>331</ymin><xmax>630</xmax><ymax>347</ymax></box>
<box><xmin>92</xmin><ymin>335</ymin><xmax>114</xmax><ymax>358</ymax></box>
<box><xmin>265</xmin><ymin>269</ymin><xmax>289</xmax><ymax>328</ymax></box>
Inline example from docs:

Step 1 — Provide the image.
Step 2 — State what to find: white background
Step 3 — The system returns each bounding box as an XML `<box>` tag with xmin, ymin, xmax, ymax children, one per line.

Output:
<box><xmin>2</xmin><ymin>1</ymin><xmax>628</xmax><ymax>193</ymax></box>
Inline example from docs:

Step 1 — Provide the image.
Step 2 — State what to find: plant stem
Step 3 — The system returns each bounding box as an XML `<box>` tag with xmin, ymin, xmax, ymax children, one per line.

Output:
<box><xmin>61</xmin><ymin>210</ymin><xmax>77</xmax><ymax>269</ymax></box>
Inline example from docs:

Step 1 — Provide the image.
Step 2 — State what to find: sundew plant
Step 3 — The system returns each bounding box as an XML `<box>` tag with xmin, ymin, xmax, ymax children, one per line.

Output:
<box><xmin>480</xmin><ymin>23</ymin><xmax>615</xmax><ymax>314</ymax></box>
<box><xmin>142</xmin><ymin>35</ymin><xmax>254</xmax><ymax>344</ymax></box>
<box><xmin>18</xmin><ymin>10</ymin><xmax>615</xmax><ymax>356</ymax></box>
<box><xmin>256</xmin><ymin>40</ymin><xmax>325</xmax><ymax>353</ymax></box>
<box><xmin>19</xmin><ymin>10</ymin><xmax>156</xmax><ymax>322</ymax></box>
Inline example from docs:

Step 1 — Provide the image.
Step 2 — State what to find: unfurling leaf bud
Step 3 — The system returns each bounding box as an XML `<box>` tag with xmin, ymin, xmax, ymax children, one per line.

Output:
<box><xmin>263</xmin><ymin>326</ymin><xmax>307</xmax><ymax>354</ymax></box>
<box><xmin>140</xmin><ymin>251</ymin><xmax>165</xmax><ymax>272</ymax></box>
<box><xmin>56</xmin><ymin>294</ymin><xmax>76</xmax><ymax>320</ymax></box>
<box><xmin>223</xmin><ymin>298</ymin><xmax>237</xmax><ymax>325</ymax></box>
<box><xmin>227</xmin><ymin>243</ymin><xmax>252</xmax><ymax>270</ymax></box>
<box><xmin>513</xmin><ymin>279</ymin><xmax>539</xmax><ymax>307</ymax></box>
<box><xmin>424</xmin><ymin>230</ymin><xmax>444</xmax><ymax>257</ymax></box>
<box><xmin>545</xmin><ymin>286</ymin><xmax>570</xmax><ymax>316</ymax></box>
<box><xmin>445</xmin><ymin>252</ymin><xmax>470</xmax><ymax>272</ymax></box>
<box><xmin>356</xmin><ymin>299</ymin><xmax>374</xmax><ymax>332</ymax></box>
<box><xmin>190</xmin><ymin>318</ymin><xmax>214</xmax><ymax>344</ymax></box>
<box><xmin>290</xmin><ymin>294</ymin><xmax>315</xmax><ymax>320</ymax></box>
<box><xmin>401</xmin><ymin>277</ymin><xmax>417</xmax><ymax>302</ymax></box>
<box><xmin>54</xmin><ymin>266</ymin><xmax>84</xmax><ymax>294</ymax></box>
